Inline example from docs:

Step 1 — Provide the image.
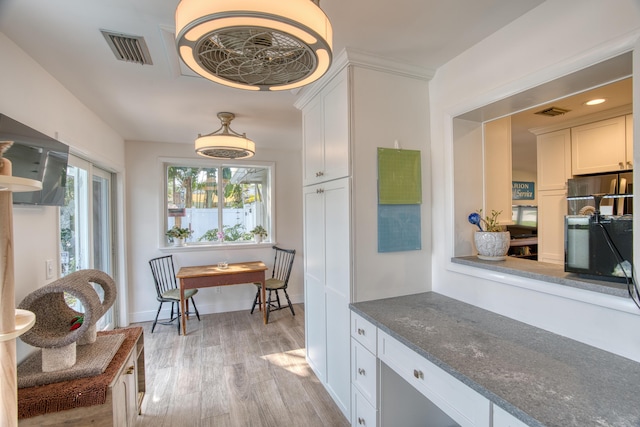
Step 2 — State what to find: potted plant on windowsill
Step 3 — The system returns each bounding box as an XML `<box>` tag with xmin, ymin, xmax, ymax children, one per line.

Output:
<box><xmin>468</xmin><ymin>209</ymin><xmax>510</xmax><ymax>261</ymax></box>
<box><xmin>166</xmin><ymin>225</ymin><xmax>193</xmax><ymax>247</ymax></box>
<box><xmin>250</xmin><ymin>225</ymin><xmax>267</xmax><ymax>244</ymax></box>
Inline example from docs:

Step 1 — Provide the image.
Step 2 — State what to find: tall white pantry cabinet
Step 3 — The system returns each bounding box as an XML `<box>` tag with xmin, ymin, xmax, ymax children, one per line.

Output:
<box><xmin>295</xmin><ymin>49</ymin><xmax>432</xmax><ymax>420</ymax></box>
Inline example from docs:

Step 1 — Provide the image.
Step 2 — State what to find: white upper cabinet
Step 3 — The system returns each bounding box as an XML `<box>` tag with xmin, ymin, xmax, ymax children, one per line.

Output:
<box><xmin>571</xmin><ymin>115</ymin><xmax>630</xmax><ymax>175</ymax></box>
<box><xmin>537</xmin><ymin>129</ymin><xmax>571</xmax><ymax>191</ymax></box>
<box><xmin>302</xmin><ymin>68</ymin><xmax>349</xmax><ymax>186</ymax></box>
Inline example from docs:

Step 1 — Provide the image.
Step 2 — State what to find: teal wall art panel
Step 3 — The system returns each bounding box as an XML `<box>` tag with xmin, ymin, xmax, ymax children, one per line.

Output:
<box><xmin>377</xmin><ymin>204</ymin><xmax>421</xmax><ymax>253</ymax></box>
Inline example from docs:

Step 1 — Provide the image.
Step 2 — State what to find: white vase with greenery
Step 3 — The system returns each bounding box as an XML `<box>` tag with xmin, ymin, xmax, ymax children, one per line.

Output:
<box><xmin>250</xmin><ymin>225</ymin><xmax>267</xmax><ymax>243</ymax></box>
<box><xmin>166</xmin><ymin>226</ymin><xmax>192</xmax><ymax>247</ymax></box>
<box><xmin>468</xmin><ymin>210</ymin><xmax>510</xmax><ymax>260</ymax></box>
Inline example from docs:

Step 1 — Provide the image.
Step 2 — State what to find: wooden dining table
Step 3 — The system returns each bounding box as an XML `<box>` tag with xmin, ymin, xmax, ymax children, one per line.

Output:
<box><xmin>176</xmin><ymin>261</ymin><xmax>268</xmax><ymax>335</ymax></box>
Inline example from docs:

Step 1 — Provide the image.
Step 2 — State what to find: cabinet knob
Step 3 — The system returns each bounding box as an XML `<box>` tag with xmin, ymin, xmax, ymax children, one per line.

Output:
<box><xmin>126</xmin><ymin>365</ymin><xmax>135</xmax><ymax>375</ymax></box>
<box><xmin>619</xmin><ymin>162</ymin><xmax>625</xmax><ymax>168</ymax></box>
<box><xmin>358</xmin><ymin>368</ymin><xmax>366</xmax><ymax>376</ymax></box>
<box><xmin>627</xmin><ymin>161</ymin><xmax>633</xmax><ymax>169</ymax></box>
<box><xmin>357</xmin><ymin>328</ymin><xmax>365</xmax><ymax>335</ymax></box>
<box><xmin>413</xmin><ymin>369</ymin><xmax>424</xmax><ymax>379</ymax></box>
<box><xmin>358</xmin><ymin>417</ymin><xmax>366</xmax><ymax>425</ymax></box>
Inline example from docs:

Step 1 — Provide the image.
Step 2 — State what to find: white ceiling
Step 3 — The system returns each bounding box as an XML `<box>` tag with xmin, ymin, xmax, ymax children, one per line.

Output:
<box><xmin>0</xmin><ymin>0</ymin><xmax>546</xmax><ymax>151</ymax></box>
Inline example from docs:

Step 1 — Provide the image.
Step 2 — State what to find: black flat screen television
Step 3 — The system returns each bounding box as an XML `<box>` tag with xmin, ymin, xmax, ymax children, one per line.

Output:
<box><xmin>0</xmin><ymin>113</ymin><xmax>69</xmax><ymax>206</ymax></box>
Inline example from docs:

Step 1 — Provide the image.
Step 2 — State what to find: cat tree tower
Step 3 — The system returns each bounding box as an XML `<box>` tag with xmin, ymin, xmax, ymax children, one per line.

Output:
<box><xmin>0</xmin><ymin>146</ymin><xmax>41</xmax><ymax>427</ymax></box>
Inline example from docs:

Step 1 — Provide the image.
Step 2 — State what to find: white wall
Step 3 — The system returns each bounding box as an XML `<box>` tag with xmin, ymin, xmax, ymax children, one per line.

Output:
<box><xmin>351</xmin><ymin>66</ymin><xmax>431</xmax><ymax>302</ymax></box>
<box><xmin>125</xmin><ymin>140</ymin><xmax>304</xmax><ymax>323</ymax></box>
<box><xmin>0</xmin><ymin>33</ymin><xmax>126</xmax><ymax>360</ymax></box>
<box><xmin>430</xmin><ymin>0</ymin><xmax>640</xmax><ymax>361</ymax></box>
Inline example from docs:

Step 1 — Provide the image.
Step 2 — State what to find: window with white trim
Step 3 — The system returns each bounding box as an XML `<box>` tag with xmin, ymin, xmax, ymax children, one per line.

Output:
<box><xmin>164</xmin><ymin>160</ymin><xmax>273</xmax><ymax>247</ymax></box>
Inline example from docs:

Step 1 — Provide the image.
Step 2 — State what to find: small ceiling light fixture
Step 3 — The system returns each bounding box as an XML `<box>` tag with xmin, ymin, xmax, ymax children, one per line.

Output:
<box><xmin>175</xmin><ymin>0</ymin><xmax>333</xmax><ymax>91</ymax></box>
<box><xmin>585</xmin><ymin>98</ymin><xmax>606</xmax><ymax>106</ymax></box>
<box><xmin>195</xmin><ymin>112</ymin><xmax>255</xmax><ymax>160</ymax></box>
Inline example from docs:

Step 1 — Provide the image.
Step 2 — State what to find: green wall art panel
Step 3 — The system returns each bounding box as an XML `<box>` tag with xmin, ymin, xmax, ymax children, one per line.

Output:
<box><xmin>377</xmin><ymin>148</ymin><xmax>422</xmax><ymax>204</ymax></box>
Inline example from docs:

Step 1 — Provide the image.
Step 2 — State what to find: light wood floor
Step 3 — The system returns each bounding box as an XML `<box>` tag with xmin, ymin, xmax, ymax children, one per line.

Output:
<box><xmin>134</xmin><ymin>303</ymin><xmax>349</xmax><ymax>427</ymax></box>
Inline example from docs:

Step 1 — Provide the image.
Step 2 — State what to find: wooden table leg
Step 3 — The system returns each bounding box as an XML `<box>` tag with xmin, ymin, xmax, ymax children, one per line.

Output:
<box><xmin>179</xmin><ymin>280</ymin><xmax>186</xmax><ymax>335</ymax></box>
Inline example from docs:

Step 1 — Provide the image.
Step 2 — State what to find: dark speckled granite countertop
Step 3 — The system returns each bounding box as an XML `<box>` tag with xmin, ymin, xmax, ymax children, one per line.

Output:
<box><xmin>350</xmin><ymin>292</ymin><xmax>640</xmax><ymax>427</ymax></box>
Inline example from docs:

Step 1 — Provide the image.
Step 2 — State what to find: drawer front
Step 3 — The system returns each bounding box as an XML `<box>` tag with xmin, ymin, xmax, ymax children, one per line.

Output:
<box><xmin>352</xmin><ymin>339</ymin><xmax>377</xmax><ymax>406</ymax></box>
<box><xmin>351</xmin><ymin>312</ymin><xmax>377</xmax><ymax>353</ymax></box>
<box><xmin>378</xmin><ymin>330</ymin><xmax>490</xmax><ymax>427</ymax></box>
<box><xmin>352</xmin><ymin>387</ymin><xmax>378</xmax><ymax>427</ymax></box>
<box><xmin>493</xmin><ymin>404</ymin><xmax>530</xmax><ymax>427</ymax></box>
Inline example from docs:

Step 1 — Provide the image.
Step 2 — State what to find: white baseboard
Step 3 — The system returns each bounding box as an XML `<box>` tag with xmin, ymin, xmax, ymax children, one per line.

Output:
<box><xmin>129</xmin><ymin>292</ymin><xmax>303</xmax><ymax>324</ymax></box>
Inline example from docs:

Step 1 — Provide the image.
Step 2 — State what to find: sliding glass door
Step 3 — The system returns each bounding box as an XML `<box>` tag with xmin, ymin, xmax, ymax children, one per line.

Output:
<box><xmin>60</xmin><ymin>155</ymin><xmax>116</xmax><ymax>330</ymax></box>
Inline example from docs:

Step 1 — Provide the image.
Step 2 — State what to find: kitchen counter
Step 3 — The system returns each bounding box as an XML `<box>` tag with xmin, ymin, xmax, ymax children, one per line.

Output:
<box><xmin>350</xmin><ymin>292</ymin><xmax>640</xmax><ymax>427</ymax></box>
<box><xmin>452</xmin><ymin>256</ymin><xmax>631</xmax><ymax>298</ymax></box>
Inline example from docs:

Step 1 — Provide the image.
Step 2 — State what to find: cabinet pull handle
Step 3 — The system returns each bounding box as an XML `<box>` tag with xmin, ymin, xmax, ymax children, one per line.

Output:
<box><xmin>316</xmin><ymin>171</ymin><xmax>324</xmax><ymax>177</ymax></box>
<box><xmin>357</xmin><ymin>328</ymin><xmax>365</xmax><ymax>335</ymax></box>
<box><xmin>358</xmin><ymin>417</ymin><xmax>366</xmax><ymax>425</ymax></box>
<box><xmin>413</xmin><ymin>369</ymin><xmax>424</xmax><ymax>379</ymax></box>
<box><xmin>126</xmin><ymin>366</ymin><xmax>135</xmax><ymax>375</ymax></box>
<box><xmin>619</xmin><ymin>162</ymin><xmax>625</xmax><ymax>168</ymax></box>
<box><xmin>358</xmin><ymin>368</ymin><xmax>366</xmax><ymax>376</ymax></box>
<box><xmin>316</xmin><ymin>188</ymin><xmax>324</xmax><ymax>194</ymax></box>
<box><xmin>627</xmin><ymin>161</ymin><xmax>633</xmax><ymax>169</ymax></box>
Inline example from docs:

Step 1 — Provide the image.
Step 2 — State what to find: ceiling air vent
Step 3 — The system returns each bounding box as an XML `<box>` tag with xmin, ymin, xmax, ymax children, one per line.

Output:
<box><xmin>101</xmin><ymin>30</ymin><xmax>153</xmax><ymax>65</ymax></box>
<box><xmin>534</xmin><ymin>106</ymin><xmax>570</xmax><ymax>117</ymax></box>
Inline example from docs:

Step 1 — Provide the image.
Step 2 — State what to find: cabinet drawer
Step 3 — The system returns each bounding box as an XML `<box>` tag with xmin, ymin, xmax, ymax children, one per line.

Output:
<box><xmin>378</xmin><ymin>330</ymin><xmax>490</xmax><ymax>427</ymax></box>
<box><xmin>351</xmin><ymin>312</ymin><xmax>377</xmax><ymax>353</ymax></box>
<box><xmin>493</xmin><ymin>404</ymin><xmax>530</xmax><ymax>427</ymax></box>
<box><xmin>352</xmin><ymin>339</ymin><xmax>377</xmax><ymax>406</ymax></box>
<box><xmin>352</xmin><ymin>387</ymin><xmax>377</xmax><ymax>427</ymax></box>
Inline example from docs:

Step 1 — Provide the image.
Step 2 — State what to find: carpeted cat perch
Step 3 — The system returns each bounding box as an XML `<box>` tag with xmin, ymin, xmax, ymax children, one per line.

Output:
<box><xmin>17</xmin><ymin>269</ymin><xmax>117</xmax><ymax>373</ymax></box>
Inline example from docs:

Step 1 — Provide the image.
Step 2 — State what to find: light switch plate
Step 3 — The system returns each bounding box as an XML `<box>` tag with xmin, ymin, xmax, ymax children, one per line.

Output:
<box><xmin>46</xmin><ymin>259</ymin><xmax>54</xmax><ymax>280</ymax></box>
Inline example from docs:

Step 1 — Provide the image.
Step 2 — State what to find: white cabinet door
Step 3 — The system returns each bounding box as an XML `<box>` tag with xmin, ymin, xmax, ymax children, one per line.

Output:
<box><xmin>302</xmin><ymin>97</ymin><xmax>324</xmax><ymax>186</ymax></box>
<box><xmin>537</xmin><ymin>189</ymin><xmax>567</xmax><ymax>264</ymax></box>
<box><xmin>536</xmin><ymin>129</ymin><xmax>571</xmax><ymax>265</ymax></box>
<box><xmin>571</xmin><ymin>116</ymin><xmax>627</xmax><ymax>175</ymax></box>
<box><xmin>322</xmin><ymin>69</ymin><xmax>350</xmax><ymax>182</ymax></box>
<box><xmin>303</xmin><ymin>178</ymin><xmax>351</xmax><ymax>417</ymax></box>
<box><xmin>301</xmin><ymin>68</ymin><xmax>350</xmax><ymax>186</ymax></box>
<box><xmin>537</xmin><ymin>129</ymin><xmax>571</xmax><ymax>191</ymax></box>
<box><xmin>112</xmin><ymin>351</ymin><xmax>137</xmax><ymax>427</ymax></box>
<box><xmin>323</xmin><ymin>177</ymin><xmax>351</xmax><ymax>415</ymax></box>
<box><xmin>304</xmin><ymin>184</ymin><xmax>327</xmax><ymax>381</ymax></box>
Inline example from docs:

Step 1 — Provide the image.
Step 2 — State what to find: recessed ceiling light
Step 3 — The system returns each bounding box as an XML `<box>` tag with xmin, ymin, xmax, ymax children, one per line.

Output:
<box><xmin>585</xmin><ymin>98</ymin><xmax>606</xmax><ymax>106</ymax></box>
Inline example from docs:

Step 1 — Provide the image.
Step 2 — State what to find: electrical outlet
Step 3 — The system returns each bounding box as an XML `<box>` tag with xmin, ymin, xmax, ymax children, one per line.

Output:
<box><xmin>45</xmin><ymin>259</ymin><xmax>54</xmax><ymax>280</ymax></box>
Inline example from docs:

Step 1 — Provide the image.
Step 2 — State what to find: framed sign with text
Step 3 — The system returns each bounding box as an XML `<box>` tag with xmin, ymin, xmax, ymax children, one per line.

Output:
<box><xmin>512</xmin><ymin>181</ymin><xmax>535</xmax><ymax>200</ymax></box>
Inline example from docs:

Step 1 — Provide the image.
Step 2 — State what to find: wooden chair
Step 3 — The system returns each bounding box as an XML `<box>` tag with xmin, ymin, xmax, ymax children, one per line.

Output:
<box><xmin>251</xmin><ymin>246</ymin><xmax>296</xmax><ymax>323</ymax></box>
<box><xmin>149</xmin><ymin>255</ymin><xmax>200</xmax><ymax>333</ymax></box>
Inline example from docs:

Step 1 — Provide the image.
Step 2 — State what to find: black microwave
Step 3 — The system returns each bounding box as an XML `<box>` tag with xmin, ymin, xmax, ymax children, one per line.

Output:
<box><xmin>565</xmin><ymin>215</ymin><xmax>633</xmax><ymax>283</ymax></box>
